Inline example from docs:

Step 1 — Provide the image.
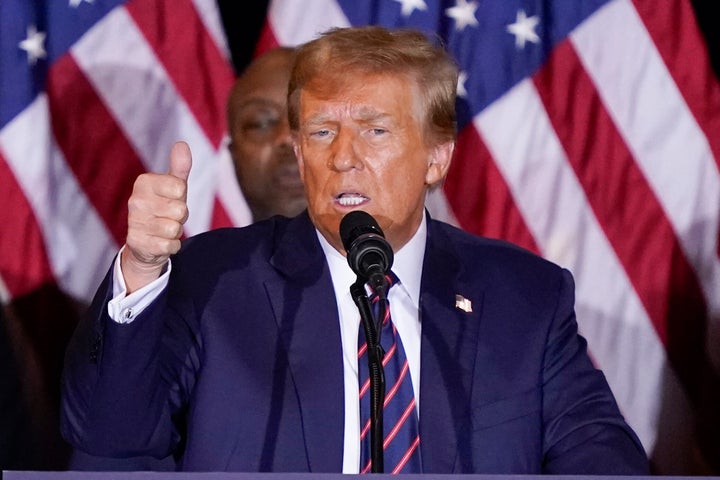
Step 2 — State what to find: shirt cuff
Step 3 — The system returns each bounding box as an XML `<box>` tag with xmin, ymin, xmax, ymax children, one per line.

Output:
<box><xmin>107</xmin><ymin>246</ymin><xmax>172</xmax><ymax>324</ymax></box>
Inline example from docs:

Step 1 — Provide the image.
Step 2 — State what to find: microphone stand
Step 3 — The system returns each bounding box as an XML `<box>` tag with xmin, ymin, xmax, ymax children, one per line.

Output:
<box><xmin>351</xmin><ymin>278</ymin><xmax>385</xmax><ymax>473</ymax></box>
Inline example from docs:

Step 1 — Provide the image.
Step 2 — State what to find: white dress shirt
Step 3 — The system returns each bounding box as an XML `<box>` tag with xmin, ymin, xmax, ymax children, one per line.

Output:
<box><xmin>107</xmin><ymin>215</ymin><xmax>427</xmax><ymax>473</ymax></box>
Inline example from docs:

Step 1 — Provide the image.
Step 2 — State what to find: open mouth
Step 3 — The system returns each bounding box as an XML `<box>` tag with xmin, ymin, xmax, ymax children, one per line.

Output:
<box><xmin>336</xmin><ymin>193</ymin><xmax>368</xmax><ymax>207</ymax></box>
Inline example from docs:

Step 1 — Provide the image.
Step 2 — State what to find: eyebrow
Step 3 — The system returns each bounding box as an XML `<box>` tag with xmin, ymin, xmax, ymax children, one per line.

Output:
<box><xmin>355</xmin><ymin>108</ymin><xmax>392</xmax><ymax>123</ymax></box>
<box><xmin>237</xmin><ymin>98</ymin><xmax>284</xmax><ymax>112</ymax></box>
<box><xmin>303</xmin><ymin>107</ymin><xmax>393</xmax><ymax>128</ymax></box>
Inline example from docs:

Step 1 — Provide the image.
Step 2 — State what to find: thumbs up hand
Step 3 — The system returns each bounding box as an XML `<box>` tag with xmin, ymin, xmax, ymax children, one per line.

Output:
<box><xmin>121</xmin><ymin>141</ymin><xmax>192</xmax><ymax>293</ymax></box>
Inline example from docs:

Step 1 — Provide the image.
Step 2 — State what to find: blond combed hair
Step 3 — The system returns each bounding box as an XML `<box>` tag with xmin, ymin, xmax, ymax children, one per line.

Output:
<box><xmin>288</xmin><ymin>26</ymin><xmax>458</xmax><ymax>145</ymax></box>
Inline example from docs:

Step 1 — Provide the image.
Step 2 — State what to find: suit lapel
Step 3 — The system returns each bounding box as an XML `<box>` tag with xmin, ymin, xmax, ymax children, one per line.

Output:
<box><xmin>260</xmin><ymin>215</ymin><xmax>484</xmax><ymax>473</ymax></box>
<box><xmin>419</xmin><ymin>220</ymin><xmax>484</xmax><ymax>473</ymax></box>
<box><xmin>265</xmin><ymin>213</ymin><xmax>345</xmax><ymax>472</ymax></box>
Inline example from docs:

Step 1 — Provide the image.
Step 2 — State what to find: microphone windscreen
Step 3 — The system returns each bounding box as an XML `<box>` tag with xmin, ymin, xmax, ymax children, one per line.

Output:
<box><xmin>340</xmin><ymin>210</ymin><xmax>385</xmax><ymax>252</ymax></box>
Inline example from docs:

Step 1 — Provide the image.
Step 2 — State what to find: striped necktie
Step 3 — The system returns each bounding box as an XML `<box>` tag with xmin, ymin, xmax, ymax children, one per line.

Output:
<box><xmin>358</xmin><ymin>272</ymin><xmax>421</xmax><ymax>474</ymax></box>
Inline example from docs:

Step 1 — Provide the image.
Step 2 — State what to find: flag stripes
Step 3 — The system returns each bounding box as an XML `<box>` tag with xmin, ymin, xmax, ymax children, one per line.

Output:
<box><xmin>632</xmin><ymin>0</ymin><xmax>720</xmax><ymax>169</ymax></box>
<box><xmin>536</xmin><ymin>38</ymin><xmax>690</xmax><ymax>347</ymax></box>
<box><xmin>445</xmin><ymin>126</ymin><xmax>540</xmax><ymax>254</ymax></box>
<box><xmin>570</xmin><ymin>0</ymin><xmax>720</xmax><ymax>412</ymax></box>
<box><xmin>0</xmin><ymin>0</ymin><xmax>241</xmax><ymax>306</ymax></box>
<box><xmin>572</xmin><ymin>1</ymin><xmax>720</xmax><ymax>309</ymax></box>
<box><xmin>476</xmin><ymin>66</ymin><xmax>673</xmax><ymax>455</ymax></box>
<box><xmin>260</xmin><ymin>0</ymin><xmax>720</xmax><ymax>468</ymax></box>
<box><xmin>48</xmin><ymin>54</ymin><xmax>142</xmax><ymax>246</ymax></box>
<box><xmin>0</xmin><ymin>0</ymin><xmax>252</xmax><ymax>470</ymax></box>
<box><xmin>126</xmin><ymin>0</ymin><xmax>234</xmax><ymax>149</ymax></box>
<box><xmin>532</xmin><ymin>32</ymin><xmax>719</xmax><ymax>447</ymax></box>
<box><xmin>0</xmin><ymin>149</ymin><xmax>55</xmax><ymax>298</ymax></box>
<box><xmin>1</xmin><ymin>94</ymin><xmax>116</xmax><ymax>301</ymax></box>
<box><xmin>2</xmin><ymin>0</ymin><xmax>718</xmax><ymax>472</ymax></box>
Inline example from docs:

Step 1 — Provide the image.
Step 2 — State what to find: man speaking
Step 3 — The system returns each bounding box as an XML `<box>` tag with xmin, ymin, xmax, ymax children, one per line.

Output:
<box><xmin>61</xmin><ymin>26</ymin><xmax>648</xmax><ymax>474</ymax></box>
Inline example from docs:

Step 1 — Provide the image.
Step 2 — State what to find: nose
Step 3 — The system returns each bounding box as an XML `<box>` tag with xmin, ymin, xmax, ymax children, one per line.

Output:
<box><xmin>328</xmin><ymin>130</ymin><xmax>362</xmax><ymax>172</ymax></box>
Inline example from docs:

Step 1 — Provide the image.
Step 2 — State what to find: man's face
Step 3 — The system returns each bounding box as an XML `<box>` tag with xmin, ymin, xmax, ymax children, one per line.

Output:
<box><xmin>294</xmin><ymin>72</ymin><xmax>453</xmax><ymax>254</ymax></box>
<box><xmin>228</xmin><ymin>51</ymin><xmax>306</xmax><ymax>221</ymax></box>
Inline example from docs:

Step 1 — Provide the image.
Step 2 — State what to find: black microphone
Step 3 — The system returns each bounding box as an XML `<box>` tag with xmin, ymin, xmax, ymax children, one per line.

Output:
<box><xmin>340</xmin><ymin>211</ymin><xmax>394</xmax><ymax>294</ymax></box>
<box><xmin>341</xmin><ymin>210</ymin><xmax>392</xmax><ymax>472</ymax></box>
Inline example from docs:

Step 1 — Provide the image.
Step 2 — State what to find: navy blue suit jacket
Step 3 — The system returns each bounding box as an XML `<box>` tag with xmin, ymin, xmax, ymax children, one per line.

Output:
<box><xmin>61</xmin><ymin>212</ymin><xmax>648</xmax><ymax>473</ymax></box>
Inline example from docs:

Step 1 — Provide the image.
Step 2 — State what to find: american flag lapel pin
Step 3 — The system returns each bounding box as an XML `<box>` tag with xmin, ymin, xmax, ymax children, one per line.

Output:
<box><xmin>455</xmin><ymin>294</ymin><xmax>472</xmax><ymax>313</ymax></box>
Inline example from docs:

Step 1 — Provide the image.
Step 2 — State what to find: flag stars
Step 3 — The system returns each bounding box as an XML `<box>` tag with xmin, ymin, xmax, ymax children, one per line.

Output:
<box><xmin>19</xmin><ymin>24</ymin><xmax>47</xmax><ymax>66</ymax></box>
<box><xmin>456</xmin><ymin>71</ymin><xmax>468</xmax><ymax>98</ymax></box>
<box><xmin>394</xmin><ymin>0</ymin><xmax>427</xmax><ymax>17</ymax></box>
<box><xmin>445</xmin><ymin>0</ymin><xmax>479</xmax><ymax>31</ymax></box>
<box><xmin>506</xmin><ymin>9</ymin><xmax>540</xmax><ymax>49</ymax></box>
<box><xmin>69</xmin><ymin>0</ymin><xmax>94</xmax><ymax>7</ymax></box>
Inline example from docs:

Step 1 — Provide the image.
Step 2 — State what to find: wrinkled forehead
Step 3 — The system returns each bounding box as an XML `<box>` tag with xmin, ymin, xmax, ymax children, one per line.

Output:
<box><xmin>299</xmin><ymin>70</ymin><xmax>422</xmax><ymax>115</ymax></box>
<box><xmin>287</xmin><ymin>52</ymin><xmax>428</xmax><ymax>134</ymax></box>
<box><xmin>308</xmin><ymin>64</ymin><xmax>417</xmax><ymax>92</ymax></box>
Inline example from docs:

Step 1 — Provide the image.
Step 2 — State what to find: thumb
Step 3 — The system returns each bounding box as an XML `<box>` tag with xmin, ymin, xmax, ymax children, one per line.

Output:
<box><xmin>168</xmin><ymin>141</ymin><xmax>192</xmax><ymax>181</ymax></box>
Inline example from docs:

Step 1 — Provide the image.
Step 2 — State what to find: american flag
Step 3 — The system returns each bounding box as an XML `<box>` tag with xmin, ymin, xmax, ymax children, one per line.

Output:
<box><xmin>0</xmin><ymin>0</ymin><xmax>251</xmax><ymax>303</ymax></box>
<box><xmin>0</xmin><ymin>0</ymin><xmax>247</xmax><ymax>468</ymax></box>
<box><xmin>1</xmin><ymin>0</ymin><xmax>718</xmax><ymax>473</ymax></box>
<box><xmin>258</xmin><ymin>0</ymin><xmax>720</xmax><ymax>473</ymax></box>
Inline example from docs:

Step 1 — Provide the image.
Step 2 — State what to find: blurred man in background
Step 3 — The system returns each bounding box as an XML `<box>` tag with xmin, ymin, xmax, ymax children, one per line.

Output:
<box><xmin>226</xmin><ymin>47</ymin><xmax>307</xmax><ymax>221</ymax></box>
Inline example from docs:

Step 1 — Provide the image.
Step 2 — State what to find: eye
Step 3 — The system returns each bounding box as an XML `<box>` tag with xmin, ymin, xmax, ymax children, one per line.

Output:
<box><xmin>310</xmin><ymin>129</ymin><xmax>333</xmax><ymax>139</ymax></box>
<box><xmin>241</xmin><ymin>117</ymin><xmax>279</xmax><ymax>133</ymax></box>
<box><xmin>371</xmin><ymin>128</ymin><xmax>387</xmax><ymax>135</ymax></box>
<box><xmin>233</xmin><ymin>103</ymin><xmax>284</xmax><ymax>142</ymax></box>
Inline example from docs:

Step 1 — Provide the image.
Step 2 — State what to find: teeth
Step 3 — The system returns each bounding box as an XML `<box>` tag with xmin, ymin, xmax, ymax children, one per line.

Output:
<box><xmin>337</xmin><ymin>194</ymin><xmax>366</xmax><ymax>206</ymax></box>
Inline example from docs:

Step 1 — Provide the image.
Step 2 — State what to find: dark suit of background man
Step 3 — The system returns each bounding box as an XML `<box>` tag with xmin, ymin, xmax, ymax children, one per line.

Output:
<box><xmin>0</xmin><ymin>306</ymin><xmax>38</xmax><ymax>469</ymax></box>
<box><xmin>61</xmin><ymin>26</ymin><xmax>649</xmax><ymax>474</ymax></box>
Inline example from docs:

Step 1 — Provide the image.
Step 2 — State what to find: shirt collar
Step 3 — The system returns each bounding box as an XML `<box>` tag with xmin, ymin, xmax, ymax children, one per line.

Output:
<box><xmin>317</xmin><ymin>212</ymin><xmax>427</xmax><ymax>309</ymax></box>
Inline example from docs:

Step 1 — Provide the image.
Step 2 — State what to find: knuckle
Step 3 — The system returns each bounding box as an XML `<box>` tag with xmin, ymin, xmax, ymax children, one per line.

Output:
<box><xmin>160</xmin><ymin>237</ymin><xmax>181</xmax><ymax>255</ymax></box>
<box><xmin>127</xmin><ymin>195</ymin><xmax>142</xmax><ymax>212</ymax></box>
<box><xmin>162</xmin><ymin>220</ymin><xmax>182</xmax><ymax>239</ymax></box>
<box><xmin>177</xmin><ymin>204</ymin><xmax>189</xmax><ymax>223</ymax></box>
<box><xmin>167</xmin><ymin>177</ymin><xmax>186</xmax><ymax>199</ymax></box>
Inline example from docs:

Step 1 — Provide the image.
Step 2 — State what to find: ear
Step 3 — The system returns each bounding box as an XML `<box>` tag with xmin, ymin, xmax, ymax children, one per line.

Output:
<box><xmin>425</xmin><ymin>141</ymin><xmax>455</xmax><ymax>186</ymax></box>
<box><xmin>293</xmin><ymin>137</ymin><xmax>306</xmax><ymax>183</ymax></box>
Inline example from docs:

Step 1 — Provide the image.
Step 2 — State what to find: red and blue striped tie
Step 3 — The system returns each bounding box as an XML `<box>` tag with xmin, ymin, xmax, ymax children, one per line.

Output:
<box><xmin>358</xmin><ymin>272</ymin><xmax>421</xmax><ymax>474</ymax></box>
